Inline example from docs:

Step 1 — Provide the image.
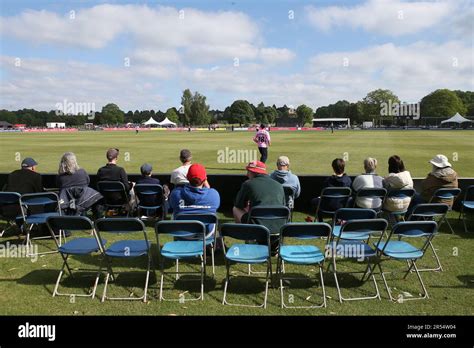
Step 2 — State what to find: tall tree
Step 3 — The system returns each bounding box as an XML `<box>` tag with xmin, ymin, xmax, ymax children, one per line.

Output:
<box><xmin>181</xmin><ymin>89</ymin><xmax>193</xmax><ymax>126</ymax></box>
<box><xmin>420</xmin><ymin>89</ymin><xmax>467</xmax><ymax>118</ymax></box>
<box><xmin>190</xmin><ymin>92</ymin><xmax>210</xmax><ymax>125</ymax></box>
<box><xmin>101</xmin><ymin>103</ymin><xmax>124</xmax><ymax>124</ymax></box>
<box><xmin>228</xmin><ymin>100</ymin><xmax>255</xmax><ymax>125</ymax></box>
<box><xmin>296</xmin><ymin>104</ymin><xmax>314</xmax><ymax>126</ymax></box>
<box><xmin>164</xmin><ymin>107</ymin><xmax>180</xmax><ymax>123</ymax></box>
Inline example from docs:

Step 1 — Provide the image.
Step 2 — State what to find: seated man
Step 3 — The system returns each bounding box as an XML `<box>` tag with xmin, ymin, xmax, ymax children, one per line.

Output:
<box><xmin>233</xmin><ymin>161</ymin><xmax>285</xmax><ymax>254</ymax></box>
<box><xmin>169</xmin><ymin>163</ymin><xmax>220</xmax><ymax>238</ymax></box>
<box><xmin>4</xmin><ymin>157</ymin><xmax>43</xmax><ymax>194</ymax></box>
<box><xmin>136</xmin><ymin>163</ymin><xmax>160</xmax><ymax>185</ymax></box>
<box><xmin>270</xmin><ymin>156</ymin><xmax>301</xmax><ymax>198</ymax></box>
<box><xmin>352</xmin><ymin>157</ymin><xmax>383</xmax><ymax>209</ymax></box>
<box><xmin>170</xmin><ymin>149</ymin><xmax>192</xmax><ymax>187</ymax></box>
<box><xmin>311</xmin><ymin>158</ymin><xmax>352</xmax><ymax>222</ymax></box>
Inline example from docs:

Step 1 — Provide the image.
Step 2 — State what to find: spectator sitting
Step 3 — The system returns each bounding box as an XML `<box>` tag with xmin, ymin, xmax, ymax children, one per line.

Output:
<box><xmin>270</xmin><ymin>156</ymin><xmax>301</xmax><ymax>198</ymax></box>
<box><xmin>170</xmin><ymin>149</ymin><xmax>192</xmax><ymax>186</ymax></box>
<box><xmin>169</xmin><ymin>163</ymin><xmax>220</xmax><ymax>239</ymax></box>
<box><xmin>421</xmin><ymin>154</ymin><xmax>458</xmax><ymax>206</ymax></box>
<box><xmin>311</xmin><ymin>158</ymin><xmax>352</xmax><ymax>222</ymax></box>
<box><xmin>136</xmin><ymin>163</ymin><xmax>160</xmax><ymax>185</ymax></box>
<box><xmin>56</xmin><ymin>152</ymin><xmax>102</xmax><ymax>216</ymax></box>
<box><xmin>352</xmin><ymin>157</ymin><xmax>383</xmax><ymax>209</ymax></box>
<box><xmin>383</xmin><ymin>155</ymin><xmax>414</xmax><ymax>212</ymax></box>
<box><xmin>4</xmin><ymin>157</ymin><xmax>43</xmax><ymax>194</ymax></box>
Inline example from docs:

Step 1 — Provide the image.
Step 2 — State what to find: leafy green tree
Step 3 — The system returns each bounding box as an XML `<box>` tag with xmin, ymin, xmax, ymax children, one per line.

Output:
<box><xmin>296</xmin><ymin>104</ymin><xmax>314</xmax><ymax>126</ymax></box>
<box><xmin>228</xmin><ymin>100</ymin><xmax>255</xmax><ymax>125</ymax></box>
<box><xmin>362</xmin><ymin>89</ymin><xmax>400</xmax><ymax>119</ymax></box>
<box><xmin>420</xmin><ymin>89</ymin><xmax>467</xmax><ymax>118</ymax></box>
<box><xmin>190</xmin><ymin>92</ymin><xmax>210</xmax><ymax>125</ymax></box>
<box><xmin>453</xmin><ymin>90</ymin><xmax>474</xmax><ymax>116</ymax></box>
<box><xmin>164</xmin><ymin>107</ymin><xmax>180</xmax><ymax>124</ymax></box>
<box><xmin>181</xmin><ymin>89</ymin><xmax>193</xmax><ymax>126</ymax></box>
<box><xmin>101</xmin><ymin>103</ymin><xmax>124</xmax><ymax>124</ymax></box>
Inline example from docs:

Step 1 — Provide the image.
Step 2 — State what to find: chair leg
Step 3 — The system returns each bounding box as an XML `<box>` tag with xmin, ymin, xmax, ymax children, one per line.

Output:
<box><xmin>211</xmin><ymin>245</ymin><xmax>215</xmax><ymax>276</ymax></box>
<box><xmin>415</xmin><ymin>240</ymin><xmax>443</xmax><ymax>272</ymax></box>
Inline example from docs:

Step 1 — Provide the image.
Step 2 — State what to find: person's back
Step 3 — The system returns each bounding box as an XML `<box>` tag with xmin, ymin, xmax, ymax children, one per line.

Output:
<box><xmin>421</xmin><ymin>168</ymin><xmax>458</xmax><ymax>205</ymax></box>
<box><xmin>5</xmin><ymin>158</ymin><xmax>42</xmax><ymax>194</ymax></box>
<box><xmin>238</xmin><ymin>174</ymin><xmax>285</xmax><ymax>208</ymax></box>
<box><xmin>352</xmin><ymin>157</ymin><xmax>383</xmax><ymax>209</ymax></box>
<box><xmin>56</xmin><ymin>168</ymin><xmax>90</xmax><ymax>189</ymax></box>
<box><xmin>270</xmin><ymin>156</ymin><xmax>301</xmax><ymax>198</ymax></box>
<box><xmin>97</xmin><ymin>163</ymin><xmax>130</xmax><ymax>190</ymax></box>
<box><xmin>136</xmin><ymin>176</ymin><xmax>160</xmax><ymax>185</ymax></box>
<box><xmin>170</xmin><ymin>149</ymin><xmax>192</xmax><ymax>186</ymax></box>
<box><xmin>324</xmin><ymin>174</ymin><xmax>352</xmax><ymax>188</ymax></box>
<box><xmin>382</xmin><ymin>156</ymin><xmax>413</xmax><ymax>212</ymax></box>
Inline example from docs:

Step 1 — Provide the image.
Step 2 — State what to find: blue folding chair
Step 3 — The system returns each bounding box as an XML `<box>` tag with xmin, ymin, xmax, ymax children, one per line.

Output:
<box><xmin>134</xmin><ymin>184</ymin><xmax>165</xmax><ymax>221</ymax></box>
<box><xmin>20</xmin><ymin>192</ymin><xmax>62</xmax><ymax>256</ymax></box>
<box><xmin>220</xmin><ymin>223</ymin><xmax>272</xmax><ymax>308</ymax></box>
<box><xmin>331</xmin><ymin>208</ymin><xmax>377</xmax><ymax>241</ymax></box>
<box><xmin>327</xmin><ymin>218</ymin><xmax>388</xmax><ymax>302</ymax></box>
<box><xmin>429</xmin><ymin>188</ymin><xmax>461</xmax><ymax>234</ymax></box>
<box><xmin>46</xmin><ymin>216</ymin><xmax>106</xmax><ymax>299</ymax></box>
<box><xmin>155</xmin><ymin>220</ymin><xmax>207</xmax><ymax>301</ymax></box>
<box><xmin>95</xmin><ymin>218</ymin><xmax>151</xmax><ymax>302</ymax></box>
<box><xmin>382</xmin><ymin>188</ymin><xmax>416</xmax><ymax>224</ymax></box>
<box><xmin>175</xmin><ymin>213</ymin><xmax>218</xmax><ymax>276</ymax></box>
<box><xmin>282</xmin><ymin>185</ymin><xmax>296</xmax><ymax>221</ymax></box>
<box><xmin>372</xmin><ymin>221</ymin><xmax>438</xmax><ymax>301</ymax></box>
<box><xmin>315</xmin><ymin>187</ymin><xmax>352</xmax><ymax>222</ymax></box>
<box><xmin>278</xmin><ymin>223</ymin><xmax>331</xmax><ymax>309</ymax></box>
<box><xmin>459</xmin><ymin>185</ymin><xmax>474</xmax><ymax>233</ymax></box>
<box><xmin>97</xmin><ymin>181</ymin><xmax>131</xmax><ymax>217</ymax></box>
<box><xmin>353</xmin><ymin>188</ymin><xmax>387</xmax><ymax>213</ymax></box>
<box><xmin>407</xmin><ymin>203</ymin><xmax>449</xmax><ymax>272</ymax></box>
<box><xmin>0</xmin><ymin>192</ymin><xmax>22</xmax><ymax>237</ymax></box>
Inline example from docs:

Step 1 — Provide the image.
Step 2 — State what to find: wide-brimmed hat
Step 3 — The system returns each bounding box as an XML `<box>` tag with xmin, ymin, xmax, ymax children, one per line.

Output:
<box><xmin>246</xmin><ymin>161</ymin><xmax>267</xmax><ymax>174</ymax></box>
<box><xmin>429</xmin><ymin>154</ymin><xmax>451</xmax><ymax>168</ymax></box>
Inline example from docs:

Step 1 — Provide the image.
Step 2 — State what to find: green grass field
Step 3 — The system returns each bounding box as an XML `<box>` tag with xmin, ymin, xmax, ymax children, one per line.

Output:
<box><xmin>0</xmin><ymin>129</ymin><xmax>473</xmax><ymax>316</ymax></box>
<box><xmin>0</xmin><ymin>130</ymin><xmax>473</xmax><ymax>176</ymax></box>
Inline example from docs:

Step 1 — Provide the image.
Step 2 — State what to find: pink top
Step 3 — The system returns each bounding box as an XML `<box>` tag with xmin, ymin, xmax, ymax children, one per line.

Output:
<box><xmin>254</xmin><ymin>129</ymin><xmax>271</xmax><ymax>148</ymax></box>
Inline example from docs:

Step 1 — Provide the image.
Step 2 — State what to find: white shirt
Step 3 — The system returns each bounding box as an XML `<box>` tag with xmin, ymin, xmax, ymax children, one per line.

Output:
<box><xmin>170</xmin><ymin>164</ymin><xmax>191</xmax><ymax>185</ymax></box>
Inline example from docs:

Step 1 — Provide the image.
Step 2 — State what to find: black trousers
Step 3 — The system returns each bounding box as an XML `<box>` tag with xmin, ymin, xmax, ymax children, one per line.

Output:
<box><xmin>258</xmin><ymin>147</ymin><xmax>268</xmax><ymax>163</ymax></box>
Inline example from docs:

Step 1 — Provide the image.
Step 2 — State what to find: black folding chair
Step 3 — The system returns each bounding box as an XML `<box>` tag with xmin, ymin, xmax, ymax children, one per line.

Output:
<box><xmin>97</xmin><ymin>181</ymin><xmax>131</xmax><ymax>217</ymax></box>
<box><xmin>315</xmin><ymin>187</ymin><xmax>352</xmax><ymax>222</ymax></box>
<box><xmin>134</xmin><ymin>184</ymin><xmax>165</xmax><ymax>221</ymax></box>
<box><xmin>353</xmin><ymin>188</ymin><xmax>387</xmax><ymax>213</ymax></box>
<box><xmin>0</xmin><ymin>192</ymin><xmax>22</xmax><ymax>237</ymax></box>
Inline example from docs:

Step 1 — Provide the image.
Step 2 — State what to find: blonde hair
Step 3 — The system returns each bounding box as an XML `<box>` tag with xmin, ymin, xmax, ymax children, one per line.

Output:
<box><xmin>59</xmin><ymin>152</ymin><xmax>80</xmax><ymax>174</ymax></box>
<box><xmin>364</xmin><ymin>157</ymin><xmax>377</xmax><ymax>173</ymax></box>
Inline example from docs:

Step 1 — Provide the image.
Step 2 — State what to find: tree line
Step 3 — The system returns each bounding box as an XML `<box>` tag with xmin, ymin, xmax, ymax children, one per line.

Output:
<box><xmin>0</xmin><ymin>88</ymin><xmax>472</xmax><ymax>127</ymax></box>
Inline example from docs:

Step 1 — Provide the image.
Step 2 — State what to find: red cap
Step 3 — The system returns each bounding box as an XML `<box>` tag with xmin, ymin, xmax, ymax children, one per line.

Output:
<box><xmin>187</xmin><ymin>163</ymin><xmax>207</xmax><ymax>182</ymax></box>
<box><xmin>246</xmin><ymin>161</ymin><xmax>267</xmax><ymax>174</ymax></box>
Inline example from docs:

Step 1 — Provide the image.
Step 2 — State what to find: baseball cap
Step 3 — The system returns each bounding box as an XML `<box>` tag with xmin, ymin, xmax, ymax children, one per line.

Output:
<box><xmin>187</xmin><ymin>163</ymin><xmax>207</xmax><ymax>183</ymax></box>
<box><xmin>429</xmin><ymin>154</ymin><xmax>451</xmax><ymax>168</ymax></box>
<box><xmin>246</xmin><ymin>161</ymin><xmax>267</xmax><ymax>174</ymax></box>
<box><xmin>21</xmin><ymin>157</ymin><xmax>38</xmax><ymax>168</ymax></box>
<box><xmin>277</xmin><ymin>156</ymin><xmax>290</xmax><ymax>166</ymax></box>
<box><xmin>140</xmin><ymin>163</ymin><xmax>153</xmax><ymax>175</ymax></box>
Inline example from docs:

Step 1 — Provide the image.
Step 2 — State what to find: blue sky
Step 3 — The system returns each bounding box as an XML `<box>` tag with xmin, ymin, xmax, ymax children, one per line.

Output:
<box><xmin>0</xmin><ymin>0</ymin><xmax>472</xmax><ymax>112</ymax></box>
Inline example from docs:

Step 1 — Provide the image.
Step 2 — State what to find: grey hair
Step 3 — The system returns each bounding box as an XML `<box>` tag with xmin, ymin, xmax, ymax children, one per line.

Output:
<box><xmin>364</xmin><ymin>157</ymin><xmax>377</xmax><ymax>173</ymax></box>
<box><xmin>59</xmin><ymin>152</ymin><xmax>80</xmax><ymax>174</ymax></box>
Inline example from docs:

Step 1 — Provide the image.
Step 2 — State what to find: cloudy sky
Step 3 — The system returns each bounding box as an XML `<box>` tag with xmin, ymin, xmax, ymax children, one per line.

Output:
<box><xmin>0</xmin><ymin>0</ymin><xmax>472</xmax><ymax>112</ymax></box>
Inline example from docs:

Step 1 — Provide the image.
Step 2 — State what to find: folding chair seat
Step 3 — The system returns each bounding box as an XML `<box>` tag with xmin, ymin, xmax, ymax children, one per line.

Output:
<box><xmin>95</xmin><ymin>218</ymin><xmax>152</xmax><ymax>302</ymax></box>
<box><xmin>278</xmin><ymin>223</ymin><xmax>331</xmax><ymax>308</ymax></box>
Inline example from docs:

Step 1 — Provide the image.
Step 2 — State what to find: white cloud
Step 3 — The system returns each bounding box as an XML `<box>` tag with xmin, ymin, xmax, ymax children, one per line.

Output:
<box><xmin>306</xmin><ymin>0</ymin><xmax>455</xmax><ymax>36</ymax></box>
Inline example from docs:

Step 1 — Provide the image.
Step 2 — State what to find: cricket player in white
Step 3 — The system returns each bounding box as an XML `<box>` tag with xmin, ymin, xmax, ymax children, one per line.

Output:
<box><xmin>253</xmin><ymin>124</ymin><xmax>271</xmax><ymax>163</ymax></box>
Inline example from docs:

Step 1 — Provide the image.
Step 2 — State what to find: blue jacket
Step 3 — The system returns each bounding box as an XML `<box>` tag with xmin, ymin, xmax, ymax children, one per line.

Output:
<box><xmin>169</xmin><ymin>185</ymin><xmax>220</xmax><ymax>216</ymax></box>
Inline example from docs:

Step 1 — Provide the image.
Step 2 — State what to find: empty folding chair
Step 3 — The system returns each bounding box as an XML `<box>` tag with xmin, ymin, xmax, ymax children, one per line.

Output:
<box><xmin>429</xmin><ymin>188</ymin><xmax>461</xmax><ymax>234</ymax></box>
<box><xmin>283</xmin><ymin>185</ymin><xmax>296</xmax><ymax>221</ymax></box>
<box><xmin>315</xmin><ymin>187</ymin><xmax>352</xmax><ymax>222</ymax></box>
<box><xmin>353</xmin><ymin>188</ymin><xmax>387</xmax><ymax>213</ymax></box>
<box><xmin>407</xmin><ymin>203</ymin><xmax>449</xmax><ymax>272</ymax></box>
<box><xmin>372</xmin><ymin>221</ymin><xmax>438</xmax><ymax>301</ymax></box>
<box><xmin>134</xmin><ymin>184</ymin><xmax>166</xmax><ymax>221</ymax></box>
<box><xmin>331</xmin><ymin>208</ymin><xmax>377</xmax><ymax>242</ymax></box>
<box><xmin>95</xmin><ymin>218</ymin><xmax>152</xmax><ymax>302</ymax></box>
<box><xmin>46</xmin><ymin>216</ymin><xmax>106</xmax><ymax>299</ymax></box>
<box><xmin>327</xmin><ymin>218</ymin><xmax>388</xmax><ymax>302</ymax></box>
<box><xmin>459</xmin><ymin>185</ymin><xmax>474</xmax><ymax>233</ymax></box>
<box><xmin>220</xmin><ymin>223</ymin><xmax>272</xmax><ymax>308</ymax></box>
<box><xmin>382</xmin><ymin>188</ymin><xmax>416</xmax><ymax>225</ymax></box>
<box><xmin>155</xmin><ymin>220</ymin><xmax>207</xmax><ymax>301</ymax></box>
<box><xmin>175</xmin><ymin>213</ymin><xmax>218</xmax><ymax>276</ymax></box>
<box><xmin>0</xmin><ymin>192</ymin><xmax>22</xmax><ymax>237</ymax></box>
<box><xmin>278</xmin><ymin>223</ymin><xmax>331</xmax><ymax>308</ymax></box>
<box><xmin>20</xmin><ymin>192</ymin><xmax>62</xmax><ymax>256</ymax></box>
<box><xmin>97</xmin><ymin>181</ymin><xmax>131</xmax><ymax>217</ymax></box>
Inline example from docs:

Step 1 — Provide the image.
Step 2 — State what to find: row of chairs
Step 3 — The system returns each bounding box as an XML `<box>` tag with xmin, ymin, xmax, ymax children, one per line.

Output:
<box><xmin>35</xmin><ymin>205</ymin><xmax>447</xmax><ymax>308</ymax></box>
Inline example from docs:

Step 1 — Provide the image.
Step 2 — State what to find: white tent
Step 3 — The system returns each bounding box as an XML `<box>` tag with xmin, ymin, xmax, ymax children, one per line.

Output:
<box><xmin>158</xmin><ymin>117</ymin><xmax>177</xmax><ymax>127</ymax></box>
<box><xmin>143</xmin><ymin>117</ymin><xmax>160</xmax><ymax>126</ymax></box>
<box><xmin>441</xmin><ymin>113</ymin><xmax>473</xmax><ymax>124</ymax></box>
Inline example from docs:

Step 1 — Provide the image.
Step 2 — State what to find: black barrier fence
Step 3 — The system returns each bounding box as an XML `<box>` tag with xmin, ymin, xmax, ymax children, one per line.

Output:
<box><xmin>1</xmin><ymin>173</ymin><xmax>473</xmax><ymax>212</ymax></box>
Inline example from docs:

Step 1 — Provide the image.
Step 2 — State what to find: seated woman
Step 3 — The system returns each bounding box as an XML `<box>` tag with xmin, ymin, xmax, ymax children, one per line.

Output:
<box><xmin>56</xmin><ymin>152</ymin><xmax>102</xmax><ymax>216</ymax></box>
<box><xmin>352</xmin><ymin>157</ymin><xmax>384</xmax><ymax>209</ymax></box>
<box><xmin>383</xmin><ymin>155</ymin><xmax>414</xmax><ymax>212</ymax></box>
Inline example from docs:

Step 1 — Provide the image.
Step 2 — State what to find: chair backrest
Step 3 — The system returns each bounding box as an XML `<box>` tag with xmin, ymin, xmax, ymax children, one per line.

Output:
<box><xmin>247</xmin><ymin>205</ymin><xmax>290</xmax><ymax>235</ymax></box>
<box><xmin>380</xmin><ymin>221</ymin><xmax>438</xmax><ymax>256</ymax></box>
<box><xmin>220</xmin><ymin>223</ymin><xmax>270</xmax><ymax>245</ymax></box>
<box><xmin>134</xmin><ymin>184</ymin><xmax>164</xmax><ymax>208</ymax></box>
<box><xmin>97</xmin><ymin>181</ymin><xmax>129</xmax><ymax>207</ymax></box>
<box><xmin>280</xmin><ymin>222</ymin><xmax>331</xmax><ymax>242</ymax></box>
<box><xmin>339</xmin><ymin>218</ymin><xmax>388</xmax><ymax>239</ymax></box>
<box><xmin>155</xmin><ymin>220</ymin><xmax>207</xmax><ymax>238</ymax></box>
<box><xmin>46</xmin><ymin>215</ymin><xmax>97</xmax><ymax>249</ymax></box>
<box><xmin>463</xmin><ymin>185</ymin><xmax>474</xmax><ymax>202</ymax></box>
<box><xmin>333</xmin><ymin>208</ymin><xmax>377</xmax><ymax>223</ymax></box>
<box><xmin>408</xmin><ymin>203</ymin><xmax>449</xmax><ymax>221</ymax></box>
<box><xmin>318</xmin><ymin>187</ymin><xmax>352</xmax><ymax>213</ymax></box>
<box><xmin>95</xmin><ymin>218</ymin><xmax>148</xmax><ymax>251</ymax></box>
<box><xmin>385</xmin><ymin>188</ymin><xmax>416</xmax><ymax>199</ymax></box>
<box><xmin>282</xmin><ymin>185</ymin><xmax>296</xmax><ymax>209</ymax></box>
<box><xmin>20</xmin><ymin>192</ymin><xmax>61</xmax><ymax>216</ymax></box>
<box><xmin>431</xmin><ymin>188</ymin><xmax>461</xmax><ymax>202</ymax></box>
<box><xmin>175</xmin><ymin>212</ymin><xmax>218</xmax><ymax>239</ymax></box>
<box><xmin>355</xmin><ymin>188</ymin><xmax>386</xmax><ymax>205</ymax></box>
<box><xmin>0</xmin><ymin>192</ymin><xmax>22</xmax><ymax>220</ymax></box>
